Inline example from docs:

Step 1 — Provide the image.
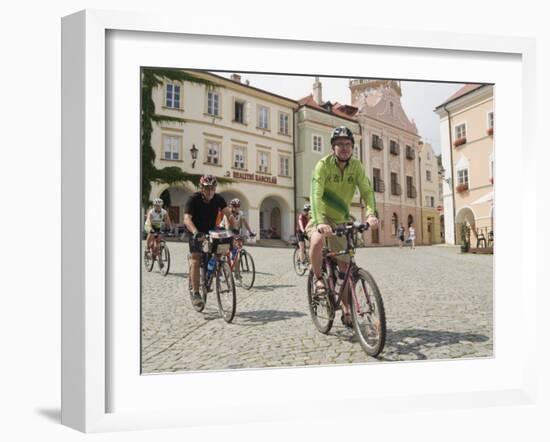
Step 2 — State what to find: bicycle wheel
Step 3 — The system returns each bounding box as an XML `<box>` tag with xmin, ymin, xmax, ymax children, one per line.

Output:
<box><xmin>306</xmin><ymin>270</ymin><xmax>334</xmax><ymax>334</ymax></box>
<box><xmin>216</xmin><ymin>260</ymin><xmax>236</xmax><ymax>323</ymax></box>
<box><xmin>159</xmin><ymin>241</ymin><xmax>170</xmax><ymax>276</ymax></box>
<box><xmin>144</xmin><ymin>248</ymin><xmax>154</xmax><ymax>272</ymax></box>
<box><xmin>350</xmin><ymin>268</ymin><xmax>386</xmax><ymax>357</ymax></box>
<box><xmin>188</xmin><ymin>256</ymin><xmax>207</xmax><ymax>312</ymax></box>
<box><xmin>235</xmin><ymin>250</ymin><xmax>255</xmax><ymax>290</ymax></box>
<box><xmin>293</xmin><ymin>247</ymin><xmax>307</xmax><ymax>276</ymax></box>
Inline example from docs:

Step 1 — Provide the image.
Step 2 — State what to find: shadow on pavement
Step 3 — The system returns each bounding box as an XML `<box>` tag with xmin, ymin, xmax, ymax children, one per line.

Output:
<box><xmin>235</xmin><ymin>309</ymin><xmax>306</xmax><ymax>326</ymax></box>
<box><xmin>381</xmin><ymin>328</ymin><xmax>490</xmax><ymax>361</ymax></box>
<box><xmin>250</xmin><ymin>284</ymin><xmax>297</xmax><ymax>291</ymax></box>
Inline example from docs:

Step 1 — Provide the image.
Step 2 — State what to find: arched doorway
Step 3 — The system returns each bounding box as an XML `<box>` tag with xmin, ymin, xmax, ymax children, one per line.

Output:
<box><xmin>407</xmin><ymin>214</ymin><xmax>414</xmax><ymax>228</ymax></box>
<box><xmin>156</xmin><ymin>186</ymin><xmax>194</xmax><ymax>229</ymax></box>
<box><xmin>270</xmin><ymin>207</ymin><xmax>281</xmax><ymax>238</ymax></box>
<box><xmin>259</xmin><ymin>195</ymin><xmax>290</xmax><ymax>240</ymax></box>
<box><xmin>391</xmin><ymin>213</ymin><xmax>398</xmax><ymax>236</ymax></box>
<box><xmin>440</xmin><ymin>214</ymin><xmax>445</xmax><ymax>243</ymax></box>
<box><xmin>455</xmin><ymin>207</ymin><xmax>476</xmax><ymax>245</ymax></box>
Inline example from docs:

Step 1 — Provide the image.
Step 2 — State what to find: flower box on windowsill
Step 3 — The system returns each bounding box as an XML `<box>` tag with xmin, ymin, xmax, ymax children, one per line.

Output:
<box><xmin>490</xmin><ymin>177</ymin><xmax>494</xmax><ymax>185</ymax></box>
<box><xmin>456</xmin><ymin>183</ymin><xmax>469</xmax><ymax>193</ymax></box>
<box><xmin>487</xmin><ymin>127</ymin><xmax>494</xmax><ymax>136</ymax></box>
<box><xmin>453</xmin><ymin>137</ymin><xmax>467</xmax><ymax>147</ymax></box>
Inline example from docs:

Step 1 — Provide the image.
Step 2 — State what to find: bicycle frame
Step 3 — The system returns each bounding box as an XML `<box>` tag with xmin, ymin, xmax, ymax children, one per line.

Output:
<box><xmin>322</xmin><ymin>225</ymin><xmax>367</xmax><ymax>313</ymax></box>
<box><xmin>226</xmin><ymin>237</ymin><xmax>244</xmax><ymax>272</ymax></box>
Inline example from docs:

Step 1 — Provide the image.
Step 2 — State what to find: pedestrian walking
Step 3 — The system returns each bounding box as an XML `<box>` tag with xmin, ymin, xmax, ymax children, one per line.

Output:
<box><xmin>397</xmin><ymin>223</ymin><xmax>405</xmax><ymax>249</ymax></box>
<box><xmin>408</xmin><ymin>224</ymin><xmax>416</xmax><ymax>249</ymax></box>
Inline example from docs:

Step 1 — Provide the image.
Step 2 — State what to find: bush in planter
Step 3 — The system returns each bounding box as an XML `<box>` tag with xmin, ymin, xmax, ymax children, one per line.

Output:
<box><xmin>487</xmin><ymin>127</ymin><xmax>494</xmax><ymax>136</ymax></box>
<box><xmin>456</xmin><ymin>183</ymin><xmax>468</xmax><ymax>193</ymax></box>
<box><xmin>460</xmin><ymin>222</ymin><xmax>470</xmax><ymax>253</ymax></box>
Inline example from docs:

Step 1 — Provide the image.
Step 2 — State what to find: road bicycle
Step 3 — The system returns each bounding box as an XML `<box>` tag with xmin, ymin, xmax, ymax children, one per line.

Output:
<box><xmin>187</xmin><ymin>230</ymin><xmax>237</xmax><ymax>323</ymax></box>
<box><xmin>143</xmin><ymin>228</ymin><xmax>170</xmax><ymax>276</ymax></box>
<box><xmin>307</xmin><ymin>221</ymin><xmax>386</xmax><ymax>357</ymax></box>
<box><xmin>293</xmin><ymin>236</ymin><xmax>309</xmax><ymax>276</ymax></box>
<box><xmin>226</xmin><ymin>234</ymin><xmax>256</xmax><ymax>290</ymax></box>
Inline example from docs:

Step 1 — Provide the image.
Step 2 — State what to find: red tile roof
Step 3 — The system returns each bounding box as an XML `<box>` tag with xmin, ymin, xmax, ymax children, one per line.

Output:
<box><xmin>297</xmin><ymin>95</ymin><xmax>358</xmax><ymax>121</ymax></box>
<box><xmin>297</xmin><ymin>94</ymin><xmax>324</xmax><ymax>110</ymax></box>
<box><xmin>439</xmin><ymin>84</ymin><xmax>484</xmax><ymax>107</ymax></box>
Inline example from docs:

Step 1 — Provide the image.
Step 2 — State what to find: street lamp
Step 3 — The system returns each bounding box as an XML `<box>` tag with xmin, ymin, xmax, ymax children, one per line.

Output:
<box><xmin>190</xmin><ymin>144</ymin><xmax>198</xmax><ymax>168</ymax></box>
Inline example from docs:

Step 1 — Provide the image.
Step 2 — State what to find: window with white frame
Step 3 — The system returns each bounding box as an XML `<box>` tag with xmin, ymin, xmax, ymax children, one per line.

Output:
<box><xmin>166</xmin><ymin>83</ymin><xmax>181</xmax><ymax>108</ymax></box>
<box><xmin>455</xmin><ymin>123</ymin><xmax>466</xmax><ymax>140</ymax></box>
<box><xmin>279</xmin><ymin>112</ymin><xmax>290</xmax><ymax>135</ymax></box>
<box><xmin>233</xmin><ymin>146</ymin><xmax>246</xmax><ymax>169</ymax></box>
<box><xmin>430</xmin><ymin>196</ymin><xmax>435</xmax><ymax>207</ymax></box>
<box><xmin>234</xmin><ymin>100</ymin><xmax>245</xmax><ymax>123</ymax></box>
<box><xmin>206</xmin><ymin>140</ymin><xmax>221</xmax><ymax>165</ymax></box>
<box><xmin>313</xmin><ymin>135</ymin><xmax>323</xmax><ymax>153</ymax></box>
<box><xmin>207</xmin><ymin>91</ymin><xmax>220</xmax><ymax>116</ymax></box>
<box><xmin>258</xmin><ymin>151</ymin><xmax>270</xmax><ymax>173</ymax></box>
<box><xmin>488</xmin><ymin>111</ymin><xmax>494</xmax><ymax>129</ymax></box>
<box><xmin>426</xmin><ymin>170</ymin><xmax>432</xmax><ymax>182</ymax></box>
<box><xmin>279</xmin><ymin>156</ymin><xmax>290</xmax><ymax>177</ymax></box>
<box><xmin>457</xmin><ymin>168</ymin><xmax>469</xmax><ymax>186</ymax></box>
<box><xmin>258</xmin><ymin>106</ymin><xmax>269</xmax><ymax>130</ymax></box>
<box><xmin>163</xmin><ymin>135</ymin><xmax>181</xmax><ymax>161</ymax></box>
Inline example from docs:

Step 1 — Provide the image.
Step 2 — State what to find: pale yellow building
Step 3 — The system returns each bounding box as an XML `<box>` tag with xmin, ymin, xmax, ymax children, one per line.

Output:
<box><xmin>148</xmin><ymin>71</ymin><xmax>298</xmax><ymax>240</ymax></box>
<box><xmin>418</xmin><ymin>141</ymin><xmax>444</xmax><ymax>244</ymax></box>
<box><xmin>434</xmin><ymin>84</ymin><xmax>494</xmax><ymax>246</ymax></box>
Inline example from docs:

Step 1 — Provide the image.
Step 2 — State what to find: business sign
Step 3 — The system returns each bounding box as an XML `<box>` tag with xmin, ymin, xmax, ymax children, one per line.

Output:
<box><xmin>233</xmin><ymin>171</ymin><xmax>277</xmax><ymax>185</ymax></box>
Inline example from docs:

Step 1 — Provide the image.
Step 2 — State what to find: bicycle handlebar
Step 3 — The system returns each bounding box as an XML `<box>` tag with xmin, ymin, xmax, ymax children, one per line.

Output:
<box><xmin>317</xmin><ymin>221</ymin><xmax>370</xmax><ymax>236</ymax></box>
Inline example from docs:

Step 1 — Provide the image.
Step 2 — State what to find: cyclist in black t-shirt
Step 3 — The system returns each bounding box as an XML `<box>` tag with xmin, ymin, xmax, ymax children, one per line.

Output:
<box><xmin>183</xmin><ymin>174</ymin><xmax>237</xmax><ymax>309</ymax></box>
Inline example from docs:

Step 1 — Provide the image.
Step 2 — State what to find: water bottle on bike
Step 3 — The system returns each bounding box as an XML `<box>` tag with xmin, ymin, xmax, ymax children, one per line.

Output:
<box><xmin>207</xmin><ymin>256</ymin><xmax>216</xmax><ymax>278</ymax></box>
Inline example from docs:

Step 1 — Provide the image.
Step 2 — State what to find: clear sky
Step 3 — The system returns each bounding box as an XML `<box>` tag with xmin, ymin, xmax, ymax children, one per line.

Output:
<box><xmin>214</xmin><ymin>71</ymin><xmax>464</xmax><ymax>156</ymax></box>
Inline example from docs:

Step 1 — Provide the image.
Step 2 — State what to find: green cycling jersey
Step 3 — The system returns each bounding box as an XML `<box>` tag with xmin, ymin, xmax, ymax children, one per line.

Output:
<box><xmin>310</xmin><ymin>154</ymin><xmax>376</xmax><ymax>225</ymax></box>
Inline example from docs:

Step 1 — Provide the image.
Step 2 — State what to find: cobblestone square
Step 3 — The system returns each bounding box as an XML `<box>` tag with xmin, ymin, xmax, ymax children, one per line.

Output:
<box><xmin>141</xmin><ymin>243</ymin><xmax>493</xmax><ymax>373</ymax></box>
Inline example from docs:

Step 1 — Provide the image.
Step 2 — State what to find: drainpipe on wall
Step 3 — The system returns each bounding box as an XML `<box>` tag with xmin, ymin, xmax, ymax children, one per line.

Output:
<box><xmin>444</xmin><ymin>105</ymin><xmax>457</xmax><ymax>245</ymax></box>
<box><xmin>418</xmin><ymin>152</ymin><xmax>424</xmax><ymax>244</ymax></box>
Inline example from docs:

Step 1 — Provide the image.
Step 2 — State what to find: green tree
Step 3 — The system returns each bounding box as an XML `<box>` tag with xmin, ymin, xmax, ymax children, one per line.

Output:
<box><xmin>141</xmin><ymin>68</ymin><xmax>233</xmax><ymax>206</ymax></box>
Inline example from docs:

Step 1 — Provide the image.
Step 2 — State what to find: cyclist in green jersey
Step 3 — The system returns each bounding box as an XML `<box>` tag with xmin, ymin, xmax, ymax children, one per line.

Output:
<box><xmin>305</xmin><ymin>126</ymin><xmax>379</xmax><ymax>327</ymax></box>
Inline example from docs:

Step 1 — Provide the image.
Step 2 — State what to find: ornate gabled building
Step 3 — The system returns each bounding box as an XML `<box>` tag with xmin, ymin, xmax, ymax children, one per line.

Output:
<box><xmin>349</xmin><ymin>79</ymin><xmax>423</xmax><ymax>245</ymax></box>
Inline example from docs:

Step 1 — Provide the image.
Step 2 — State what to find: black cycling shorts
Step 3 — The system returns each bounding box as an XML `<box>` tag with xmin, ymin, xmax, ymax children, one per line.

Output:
<box><xmin>188</xmin><ymin>237</ymin><xmax>204</xmax><ymax>254</ymax></box>
<box><xmin>297</xmin><ymin>231</ymin><xmax>307</xmax><ymax>242</ymax></box>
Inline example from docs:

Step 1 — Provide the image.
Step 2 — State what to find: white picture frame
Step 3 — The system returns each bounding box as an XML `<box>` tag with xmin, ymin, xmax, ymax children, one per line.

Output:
<box><xmin>61</xmin><ymin>9</ymin><xmax>538</xmax><ymax>433</ymax></box>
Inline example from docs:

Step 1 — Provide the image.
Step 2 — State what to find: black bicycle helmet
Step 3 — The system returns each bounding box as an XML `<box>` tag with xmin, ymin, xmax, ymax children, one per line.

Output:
<box><xmin>330</xmin><ymin>126</ymin><xmax>355</xmax><ymax>146</ymax></box>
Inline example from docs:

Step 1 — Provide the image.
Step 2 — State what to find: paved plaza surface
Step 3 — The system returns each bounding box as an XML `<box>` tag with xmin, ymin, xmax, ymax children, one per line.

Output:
<box><xmin>141</xmin><ymin>242</ymin><xmax>493</xmax><ymax>373</ymax></box>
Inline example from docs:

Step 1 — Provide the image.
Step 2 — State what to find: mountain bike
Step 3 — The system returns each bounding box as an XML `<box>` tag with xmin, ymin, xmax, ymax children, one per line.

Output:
<box><xmin>143</xmin><ymin>228</ymin><xmax>170</xmax><ymax>276</ymax></box>
<box><xmin>307</xmin><ymin>222</ymin><xmax>386</xmax><ymax>357</ymax></box>
<box><xmin>187</xmin><ymin>230</ymin><xmax>237</xmax><ymax>323</ymax></box>
<box><xmin>226</xmin><ymin>234</ymin><xmax>256</xmax><ymax>290</ymax></box>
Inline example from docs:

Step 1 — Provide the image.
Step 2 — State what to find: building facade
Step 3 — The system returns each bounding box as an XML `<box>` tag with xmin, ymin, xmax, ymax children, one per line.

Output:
<box><xmin>350</xmin><ymin>79</ymin><xmax>423</xmax><ymax>246</ymax></box>
<box><xmin>434</xmin><ymin>84</ymin><xmax>494</xmax><ymax>245</ymax></box>
<box><xmin>294</xmin><ymin>78</ymin><xmax>363</xmax><ymax>226</ymax></box>
<box><xmin>148</xmin><ymin>71</ymin><xmax>298</xmax><ymax>240</ymax></box>
<box><xmin>418</xmin><ymin>141</ymin><xmax>444</xmax><ymax>244</ymax></box>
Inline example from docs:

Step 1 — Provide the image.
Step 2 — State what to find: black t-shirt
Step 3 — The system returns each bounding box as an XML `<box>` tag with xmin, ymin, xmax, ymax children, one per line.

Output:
<box><xmin>184</xmin><ymin>192</ymin><xmax>227</xmax><ymax>234</ymax></box>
